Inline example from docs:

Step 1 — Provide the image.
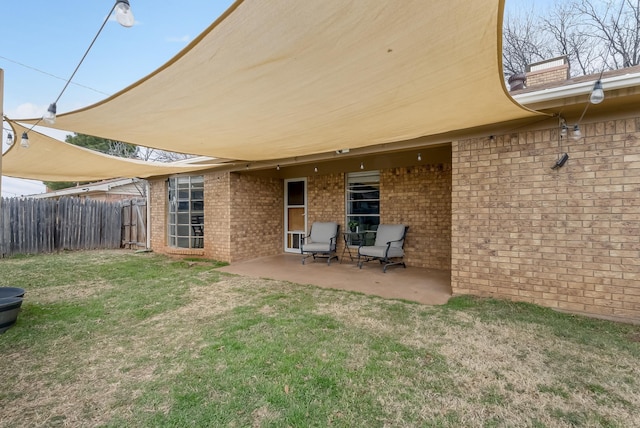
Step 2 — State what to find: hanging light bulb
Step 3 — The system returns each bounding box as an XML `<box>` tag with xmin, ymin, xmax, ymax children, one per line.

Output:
<box><xmin>417</xmin><ymin>153</ymin><xmax>422</xmax><ymax>162</ymax></box>
<box><xmin>5</xmin><ymin>132</ymin><xmax>13</xmax><ymax>147</ymax></box>
<box><xmin>43</xmin><ymin>102</ymin><xmax>57</xmax><ymax>124</ymax></box>
<box><xmin>115</xmin><ymin>0</ymin><xmax>135</xmax><ymax>27</ymax></box>
<box><xmin>314</xmin><ymin>166</ymin><xmax>318</xmax><ymax>173</ymax></box>
<box><xmin>20</xmin><ymin>132</ymin><xmax>30</xmax><ymax>148</ymax></box>
<box><xmin>360</xmin><ymin>162</ymin><xmax>364</xmax><ymax>170</ymax></box>
<box><xmin>572</xmin><ymin>124</ymin><xmax>582</xmax><ymax>140</ymax></box>
<box><xmin>560</xmin><ymin>123</ymin><xmax>568</xmax><ymax>139</ymax></box>
<box><xmin>590</xmin><ymin>80</ymin><xmax>604</xmax><ymax>104</ymax></box>
<box><xmin>276</xmin><ymin>165</ymin><xmax>280</xmax><ymax>171</ymax></box>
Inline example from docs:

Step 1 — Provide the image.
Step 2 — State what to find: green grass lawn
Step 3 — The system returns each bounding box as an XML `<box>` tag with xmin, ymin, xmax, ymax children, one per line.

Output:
<box><xmin>1</xmin><ymin>250</ymin><xmax>639</xmax><ymax>427</ymax></box>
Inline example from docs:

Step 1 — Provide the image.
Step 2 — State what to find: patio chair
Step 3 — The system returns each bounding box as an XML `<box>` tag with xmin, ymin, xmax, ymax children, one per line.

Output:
<box><xmin>191</xmin><ymin>215</ymin><xmax>204</xmax><ymax>248</ymax></box>
<box><xmin>301</xmin><ymin>222</ymin><xmax>340</xmax><ymax>265</ymax></box>
<box><xmin>357</xmin><ymin>224</ymin><xmax>408</xmax><ymax>272</ymax></box>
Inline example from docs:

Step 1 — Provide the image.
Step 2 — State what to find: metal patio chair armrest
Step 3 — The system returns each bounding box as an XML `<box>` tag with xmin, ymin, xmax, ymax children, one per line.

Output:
<box><xmin>383</xmin><ymin>237</ymin><xmax>403</xmax><ymax>257</ymax></box>
<box><xmin>300</xmin><ymin>233</ymin><xmax>311</xmax><ymax>245</ymax></box>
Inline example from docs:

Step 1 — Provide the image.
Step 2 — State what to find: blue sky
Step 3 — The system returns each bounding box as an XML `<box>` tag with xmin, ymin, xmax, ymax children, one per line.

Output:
<box><xmin>1</xmin><ymin>0</ymin><xmax>234</xmax><ymax>196</ymax></box>
<box><xmin>1</xmin><ymin>0</ymin><xmax>547</xmax><ymax>197</ymax></box>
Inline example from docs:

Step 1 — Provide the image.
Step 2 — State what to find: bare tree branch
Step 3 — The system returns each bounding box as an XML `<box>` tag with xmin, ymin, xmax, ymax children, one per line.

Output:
<box><xmin>503</xmin><ymin>0</ymin><xmax>640</xmax><ymax>78</ymax></box>
<box><xmin>542</xmin><ymin>2</ymin><xmax>601</xmax><ymax>75</ymax></box>
<box><xmin>502</xmin><ymin>8</ymin><xmax>551</xmax><ymax>76</ymax></box>
<box><xmin>135</xmin><ymin>147</ymin><xmax>195</xmax><ymax>163</ymax></box>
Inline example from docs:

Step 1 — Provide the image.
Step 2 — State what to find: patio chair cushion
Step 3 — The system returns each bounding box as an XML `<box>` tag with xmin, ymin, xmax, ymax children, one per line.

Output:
<box><xmin>301</xmin><ymin>221</ymin><xmax>339</xmax><ymax>265</ymax></box>
<box><xmin>302</xmin><ymin>242</ymin><xmax>333</xmax><ymax>252</ymax></box>
<box><xmin>359</xmin><ymin>224</ymin><xmax>406</xmax><ymax>258</ymax></box>
<box><xmin>308</xmin><ymin>222</ymin><xmax>338</xmax><ymax>248</ymax></box>
<box><xmin>373</xmin><ymin>224</ymin><xmax>406</xmax><ymax>248</ymax></box>
<box><xmin>357</xmin><ymin>224</ymin><xmax>408</xmax><ymax>272</ymax></box>
<box><xmin>358</xmin><ymin>245</ymin><xmax>404</xmax><ymax>259</ymax></box>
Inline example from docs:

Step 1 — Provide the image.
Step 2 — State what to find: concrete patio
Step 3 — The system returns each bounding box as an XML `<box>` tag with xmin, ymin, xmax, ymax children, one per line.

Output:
<box><xmin>217</xmin><ymin>253</ymin><xmax>452</xmax><ymax>305</ymax></box>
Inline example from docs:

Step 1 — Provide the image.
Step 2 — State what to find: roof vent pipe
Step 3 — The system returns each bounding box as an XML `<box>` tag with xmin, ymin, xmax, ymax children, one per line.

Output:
<box><xmin>508</xmin><ymin>73</ymin><xmax>526</xmax><ymax>91</ymax></box>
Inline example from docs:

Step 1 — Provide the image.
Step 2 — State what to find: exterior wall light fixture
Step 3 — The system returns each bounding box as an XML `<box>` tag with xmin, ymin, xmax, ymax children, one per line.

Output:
<box><xmin>551</xmin><ymin>153</ymin><xmax>569</xmax><ymax>170</ymax></box>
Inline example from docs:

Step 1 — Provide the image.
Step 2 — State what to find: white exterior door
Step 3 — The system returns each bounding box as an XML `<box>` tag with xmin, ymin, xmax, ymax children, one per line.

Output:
<box><xmin>284</xmin><ymin>178</ymin><xmax>307</xmax><ymax>253</ymax></box>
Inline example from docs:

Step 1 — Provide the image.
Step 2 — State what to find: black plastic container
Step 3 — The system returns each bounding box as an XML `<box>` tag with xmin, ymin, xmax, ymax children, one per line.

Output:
<box><xmin>0</xmin><ymin>287</ymin><xmax>26</xmax><ymax>299</ymax></box>
<box><xmin>0</xmin><ymin>297</ymin><xmax>23</xmax><ymax>334</ymax></box>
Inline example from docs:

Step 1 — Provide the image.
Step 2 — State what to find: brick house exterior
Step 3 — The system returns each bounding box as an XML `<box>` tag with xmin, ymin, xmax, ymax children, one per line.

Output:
<box><xmin>452</xmin><ymin>120</ymin><xmax>640</xmax><ymax>320</ymax></box>
<box><xmin>149</xmin><ymin>162</ymin><xmax>452</xmax><ymax>270</ymax></box>
<box><xmin>147</xmin><ymin>67</ymin><xmax>640</xmax><ymax>323</ymax></box>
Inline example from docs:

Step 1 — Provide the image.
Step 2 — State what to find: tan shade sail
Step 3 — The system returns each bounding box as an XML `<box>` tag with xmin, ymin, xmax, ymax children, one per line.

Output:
<box><xmin>2</xmin><ymin>122</ymin><xmax>219</xmax><ymax>182</ymax></box>
<box><xmin>22</xmin><ymin>0</ymin><xmax>541</xmax><ymax>163</ymax></box>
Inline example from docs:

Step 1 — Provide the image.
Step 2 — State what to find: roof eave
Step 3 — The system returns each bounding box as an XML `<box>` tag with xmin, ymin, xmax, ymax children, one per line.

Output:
<box><xmin>513</xmin><ymin>72</ymin><xmax>640</xmax><ymax>105</ymax></box>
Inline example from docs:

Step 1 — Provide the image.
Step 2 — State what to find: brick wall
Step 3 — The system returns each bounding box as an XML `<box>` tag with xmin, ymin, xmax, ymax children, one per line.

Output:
<box><xmin>526</xmin><ymin>66</ymin><xmax>569</xmax><ymax>87</ymax></box>
<box><xmin>382</xmin><ymin>165</ymin><xmax>452</xmax><ymax>270</ymax></box>
<box><xmin>304</xmin><ymin>166</ymin><xmax>452</xmax><ymax>270</ymax></box>
<box><xmin>149</xmin><ymin>173</ymin><xmax>229</xmax><ymax>259</ymax></box>
<box><xmin>451</xmin><ymin>119</ymin><xmax>640</xmax><ymax>321</ymax></box>
<box><xmin>307</xmin><ymin>173</ymin><xmax>345</xmax><ymax>225</ymax></box>
<box><xmin>228</xmin><ymin>173</ymin><xmax>283</xmax><ymax>262</ymax></box>
<box><xmin>148</xmin><ymin>178</ymin><xmax>167</xmax><ymax>252</ymax></box>
<box><xmin>307</xmin><ymin>173</ymin><xmax>347</xmax><ymax>257</ymax></box>
<box><xmin>205</xmin><ymin>172</ymin><xmax>232</xmax><ymax>261</ymax></box>
<box><xmin>150</xmin><ymin>161</ymin><xmax>451</xmax><ymax>273</ymax></box>
<box><xmin>149</xmin><ymin>172</ymin><xmax>281</xmax><ymax>262</ymax></box>
<box><xmin>526</xmin><ymin>57</ymin><xmax>569</xmax><ymax>88</ymax></box>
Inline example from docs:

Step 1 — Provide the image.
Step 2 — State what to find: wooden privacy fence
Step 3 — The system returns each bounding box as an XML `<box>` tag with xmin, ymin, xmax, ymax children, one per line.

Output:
<box><xmin>0</xmin><ymin>197</ymin><xmax>123</xmax><ymax>258</ymax></box>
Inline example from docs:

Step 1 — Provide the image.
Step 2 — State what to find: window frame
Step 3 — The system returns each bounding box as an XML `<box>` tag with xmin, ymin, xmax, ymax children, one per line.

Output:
<box><xmin>167</xmin><ymin>175</ymin><xmax>205</xmax><ymax>249</ymax></box>
<box><xmin>345</xmin><ymin>171</ymin><xmax>380</xmax><ymax>246</ymax></box>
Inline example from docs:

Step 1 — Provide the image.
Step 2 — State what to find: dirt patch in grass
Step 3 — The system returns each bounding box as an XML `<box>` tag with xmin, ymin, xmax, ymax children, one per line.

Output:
<box><xmin>28</xmin><ymin>280</ymin><xmax>114</xmax><ymax>304</ymax></box>
<box><xmin>147</xmin><ymin>278</ymin><xmax>252</xmax><ymax>323</ymax></box>
<box><xmin>251</xmin><ymin>405</ymin><xmax>281</xmax><ymax>427</ymax></box>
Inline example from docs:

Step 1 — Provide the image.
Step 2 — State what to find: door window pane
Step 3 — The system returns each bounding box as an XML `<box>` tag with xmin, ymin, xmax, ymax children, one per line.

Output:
<box><xmin>287</xmin><ymin>181</ymin><xmax>305</xmax><ymax>205</ymax></box>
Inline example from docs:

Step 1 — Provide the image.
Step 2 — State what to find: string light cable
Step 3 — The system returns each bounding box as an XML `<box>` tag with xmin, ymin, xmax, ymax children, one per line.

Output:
<box><xmin>0</xmin><ymin>55</ymin><xmax>109</xmax><ymax>97</ymax></box>
<box><xmin>572</xmin><ymin>1</ymin><xmax>625</xmax><ymax>139</ymax></box>
<box><xmin>14</xmin><ymin>0</ymin><xmax>134</xmax><ymax>150</ymax></box>
<box><xmin>41</xmin><ymin>1</ymin><xmax>134</xmax><ymax>127</ymax></box>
